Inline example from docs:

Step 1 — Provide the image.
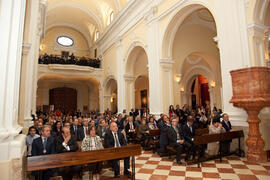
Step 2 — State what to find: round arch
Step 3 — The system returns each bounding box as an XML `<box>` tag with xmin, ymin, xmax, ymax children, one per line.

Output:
<box><xmin>124</xmin><ymin>43</ymin><xmax>148</xmax><ymax>75</ymax></box>
<box><xmin>103</xmin><ymin>76</ymin><xmax>118</xmax><ymax>112</ymax></box>
<box><xmin>252</xmin><ymin>0</ymin><xmax>270</xmax><ymax>24</ymax></box>
<box><xmin>161</xmin><ymin>1</ymin><xmax>217</xmax><ymax>59</ymax></box>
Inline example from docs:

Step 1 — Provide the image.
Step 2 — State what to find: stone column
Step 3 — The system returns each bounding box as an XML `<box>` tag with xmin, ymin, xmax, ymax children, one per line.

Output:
<box><xmin>99</xmin><ymin>86</ymin><xmax>104</xmax><ymax>113</ymax></box>
<box><xmin>19</xmin><ymin>0</ymin><xmax>44</xmax><ymax>130</ymax></box>
<box><xmin>124</xmin><ymin>75</ymin><xmax>135</xmax><ymax>112</ymax></box>
<box><xmin>0</xmin><ymin>3</ymin><xmax>27</xmax><ymax>179</ymax></box>
<box><xmin>160</xmin><ymin>59</ymin><xmax>174</xmax><ymax>113</ymax></box>
<box><xmin>208</xmin><ymin>86</ymin><xmax>214</xmax><ymax>110</ymax></box>
<box><xmin>247</xmin><ymin>23</ymin><xmax>269</xmax><ymax>66</ymax></box>
<box><xmin>145</xmin><ymin>6</ymin><xmax>163</xmax><ymax>116</ymax></box>
<box><xmin>215</xmin><ymin>0</ymin><xmax>250</xmax><ymax>127</ymax></box>
<box><xmin>180</xmin><ymin>91</ymin><xmax>186</xmax><ymax>106</ymax></box>
<box><xmin>116</xmin><ymin>38</ymin><xmax>125</xmax><ymax>113</ymax></box>
<box><xmin>103</xmin><ymin>95</ymin><xmax>111</xmax><ymax>111</ymax></box>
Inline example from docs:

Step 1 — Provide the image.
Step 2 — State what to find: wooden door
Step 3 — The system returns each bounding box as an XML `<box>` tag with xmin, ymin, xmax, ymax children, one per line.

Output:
<box><xmin>49</xmin><ymin>87</ymin><xmax>77</xmax><ymax>114</ymax></box>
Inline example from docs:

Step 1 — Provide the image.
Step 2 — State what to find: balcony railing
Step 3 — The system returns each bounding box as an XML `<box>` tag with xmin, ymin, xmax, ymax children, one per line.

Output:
<box><xmin>38</xmin><ymin>54</ymin><xmax>101</xmax><ymax>68</ymax></box>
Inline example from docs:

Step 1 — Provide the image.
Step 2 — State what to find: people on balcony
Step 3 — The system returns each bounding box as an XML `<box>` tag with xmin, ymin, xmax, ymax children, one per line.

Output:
<box><xmin>38</xmin><ymin>53</ymin><xmax>101</xmax><ymax>68</ymax></box>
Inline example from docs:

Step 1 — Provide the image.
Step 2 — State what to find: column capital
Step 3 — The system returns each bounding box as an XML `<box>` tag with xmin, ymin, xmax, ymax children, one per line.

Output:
<box><xmin>247</xmin><ymin>23</ymin><xmax>269</xmax><ymax>39</ymax></box>
<box><xmin>22</xmin><ymin>43</ymin><xmax>32</xmax><ymax>55</ymax></box>
<box><xmin>160</xmin><ymin>59</ymin><xmax>175</xmax><ymax>70</ymax></box>
<box><xmin>124</xmin><ymin>74</ymin><xmax>135</xmax><ymax>81</ymax></box>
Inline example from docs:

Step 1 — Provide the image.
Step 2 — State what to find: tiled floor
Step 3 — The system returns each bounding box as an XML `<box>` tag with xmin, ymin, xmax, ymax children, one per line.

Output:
<box><xmin>95</xmin><ymin>151</ymin><xmax>270</xmax><ymax>180</ymax></box>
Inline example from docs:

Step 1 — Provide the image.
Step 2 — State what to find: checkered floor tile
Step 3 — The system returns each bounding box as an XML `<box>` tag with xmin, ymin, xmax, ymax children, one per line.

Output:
<box><xmin>83</xmin><ymin>151</ymin><xmax>270</xmax><ymax>180</ymax></box>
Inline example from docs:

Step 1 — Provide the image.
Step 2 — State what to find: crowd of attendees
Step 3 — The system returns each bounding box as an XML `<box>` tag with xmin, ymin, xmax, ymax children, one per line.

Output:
<box><xmin>27</xmin><ymin>104</ymin><xmax>232</xmax><ymax>180</ymax></box>
<box><xmin>38</xmin><ymin>53</ymin><xmax>101</xmax><ymax>68</ymax></box>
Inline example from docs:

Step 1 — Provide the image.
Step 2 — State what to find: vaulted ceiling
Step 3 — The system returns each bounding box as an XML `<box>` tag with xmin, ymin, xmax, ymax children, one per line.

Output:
<box><xmin>46</xmin><ymin>0</ymin><xmax>128</xmax><ymax>44</ymax></box>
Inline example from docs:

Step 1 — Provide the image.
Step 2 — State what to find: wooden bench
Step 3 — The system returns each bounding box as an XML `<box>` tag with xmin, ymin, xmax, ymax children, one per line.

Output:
<box><xmin>27</xmin><ymin>144</ymin><xmax>141</xmax><ymax>180</ymax></box>
<box><xmin>167</xmin><ymin>128</ymin><xmax>209</xmax><ymax>158</ymax></box>
<box><xmin>149</xmin><ymin>129</ymin><xmax>160</xmax><ymax>152</ymax></box>
<box><xmin>193</xmin><ymin>130</ymin><xmax>244</xmax><ymax>167</ymax></box>
<box><xmin>194</xmin><ymin>128</ymin><xmax>209</xmax><ymax>136</ymax></box>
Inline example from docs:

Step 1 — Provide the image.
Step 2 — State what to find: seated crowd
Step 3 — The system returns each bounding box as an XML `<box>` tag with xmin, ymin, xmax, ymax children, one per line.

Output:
<box><xmin>27</xmin><ymin>105</ymin><xmax>233</xmax><ymax>180</ymax></box>
<box><xmin>38</xmin><ymin>53</ymin><xmax>101</xmax><ymax>68</ymax></box>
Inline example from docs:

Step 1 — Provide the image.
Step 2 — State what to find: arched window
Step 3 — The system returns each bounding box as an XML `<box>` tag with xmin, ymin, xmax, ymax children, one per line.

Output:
<box><xmin>107</xmin><ymin>11</ymin><xmax>114</xmax><ymax>26</ymax></box>
<box><xmin>94</xmin><ymin>31</ymin><xmax>99</xmax><ymax>41</ymax></box>
<box><xmin>110</xmin><ymin>11</ymin><xmax>114</xmax><ymax>23</ymax></box>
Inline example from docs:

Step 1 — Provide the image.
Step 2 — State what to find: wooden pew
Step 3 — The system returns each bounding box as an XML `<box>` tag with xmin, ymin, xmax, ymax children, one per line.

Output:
<box><xmin>27</xmin><ymin>144</ymin><xmax>141</xmax><ymax>180</ymax></box>
<box><xmin>149</xmin><ymin>129</ymin><xmax>160</xmax><ymax>152</ymax></box>
<box><xmin>193</xmin><ymin>130</ymin><xmax>244</xmax><ymax>167</ymax></box>
<box><xmin>195</xmin><ymin>128</ymin><xmax>209</xmax><ymax>136</ymax></box>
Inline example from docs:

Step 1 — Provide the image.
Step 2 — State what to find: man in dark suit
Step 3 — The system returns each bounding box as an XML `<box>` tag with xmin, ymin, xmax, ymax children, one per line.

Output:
<box><xmin>55</xmin><ymin>126</ymin><xmax>81</xmax><ymax>180</ymax></box>
<box><xmin>70</xmin><ymin>118</ymin><xmax>84</xmax><ymax>141</ymax></box>
<box><xmin>157</xmin><ymin>115</ymin><xmax>170</xmax><ymax>154</ymax></box>
<box><xmin>31</xmin><ymin>125</ymin><xmax>55</xmax><ymax>180</ymax></box>
<box><xmin>104</xmin><ymin>122</ymin><xmax>131</xmax><ymax>178</ymax></box>
<box><xmin>221</xmin><ymin>113</ymin><xmax>232</xmax><ymax>154</ymax></box>
<box><xmin>182</xmin><ymin>116</ymin><xmax>197</xmax><ymax>158</ymax></box>
<box><xmin>125</xmin><ymin>116</ymin><xmax>136</xmax><ymax>141</ymax></box>
<box><xmin>168</xmin><ymin>118</ymin><xmax>192</xmax><ymax>164</ymax></box>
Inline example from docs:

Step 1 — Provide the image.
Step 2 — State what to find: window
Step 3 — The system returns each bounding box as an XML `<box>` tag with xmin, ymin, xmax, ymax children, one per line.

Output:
<box><xmin>107</xmin><ymin>11</ymin><xmax>114</xmax><ymax>26</ymax></box>
<box><xmin>94</xmin><ymin>31</ymin><xmax>99</xmax><ymax>41</ymax></box>
<box><xmin>110</xmin><ymin>11</ymin><xmax>114</xmax><ymax>23</ymax></box>
<box><xmin>57</xmin><ymin>36</ymin><xmax>74</xmax><ymax>47</ymax></box>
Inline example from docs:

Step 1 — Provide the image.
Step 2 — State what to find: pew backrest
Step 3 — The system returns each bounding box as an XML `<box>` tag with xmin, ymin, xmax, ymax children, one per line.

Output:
<box><xmin>27</xmin><ymin>144</ymin><xmax>141</xmax><ymax>172</ymax></box>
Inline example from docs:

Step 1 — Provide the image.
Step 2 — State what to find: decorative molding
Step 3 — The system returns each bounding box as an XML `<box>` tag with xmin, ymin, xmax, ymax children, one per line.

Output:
<box><xmin>186</xmin><ymin>56</ymin><xmax>202</xmax><ymax>65</ymax></box>
<box><xmin>96</xmin><ymin>0</ymin><xmax>154</xmax><ymax>53</ymax></box>
<box><xmin>247</xmin><ymin>23</ymin><xmax>269</xmax><ymax>33</ymax></box>
<box><xmin>47</xmin><ymin>64</ymin><xmax>95</xmax><ymax>72</ymax></box>
<box><xmin>22</xmin><ymin>43</ymin><xmax>31</xmax><ymax>55</ymax></box>
<box><xmin>124</xmin><ymin>74</ymin><xmax>135</xmax><ymax>81</ymax></box>
<box><xmin>144</xmin><ymin>5</ymin><xmax>158</xmax><ymax>25</ymax></box>
<box><xmin>160</xmin><ymin>59</ymin><xmax>175</xmax><ymax>64</ymax></box>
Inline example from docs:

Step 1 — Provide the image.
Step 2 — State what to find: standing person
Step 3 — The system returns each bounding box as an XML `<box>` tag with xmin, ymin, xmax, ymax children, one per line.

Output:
<box><xmin>158</xmin><ymin>115</ymin><xmax>170</xmax><ymax>154</ymax></box>
<box><xmin>169</xmin><ymin>105</ymin><xmax>175</xmax><ymax>119</ymax></box>
<box><xmin>104</xmin><ymin>122</ymin><xmax>131</xmax><ymax>178</ymax></box>
<box><xmin>26</xmin><ymin>126</ymin><xmax>40</xmax><ymax>156</ymax></box>
<box><xmin>31</xmin><ymin>125</ymin><xmax>55</xmax><ymax>180</ymax></box>
<box><xmin>81</xmin><ymin>126</ymin><xmax>104</xmax><ymax>180</ymax></box>
<box><xmin>221</xmin><ymin>113</ymin><xmax>233</xmax><ymax>154</ymax></box>
<box><xmin>70</xmin><ymin>118</ymin><xmax>84</xmax><ymax>141</ymax></box>
<box><xmin>55</xmin><ymin>127</ymin><xmax>81</xmax><ymax>180</ymax></box>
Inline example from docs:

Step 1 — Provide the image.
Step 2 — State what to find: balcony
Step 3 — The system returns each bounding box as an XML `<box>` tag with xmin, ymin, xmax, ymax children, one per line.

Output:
<box><xmin>38</xmin><ymin>54</ymin><xmax>101</xmax><ymax>68</ymax></box>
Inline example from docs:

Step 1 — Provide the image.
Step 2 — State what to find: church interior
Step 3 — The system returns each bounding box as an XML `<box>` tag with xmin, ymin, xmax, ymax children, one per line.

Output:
<box><xmin>0</xmin><ymin>0</ymin><xmax>270</xmax><ymax>179</ymax></box>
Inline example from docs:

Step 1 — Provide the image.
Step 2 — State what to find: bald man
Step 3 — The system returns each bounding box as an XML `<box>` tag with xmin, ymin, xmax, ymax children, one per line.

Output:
<box><xmin>104</xmin><ymin>122</ymin><xmax>131</xmax><ymax>178</ymax></box>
